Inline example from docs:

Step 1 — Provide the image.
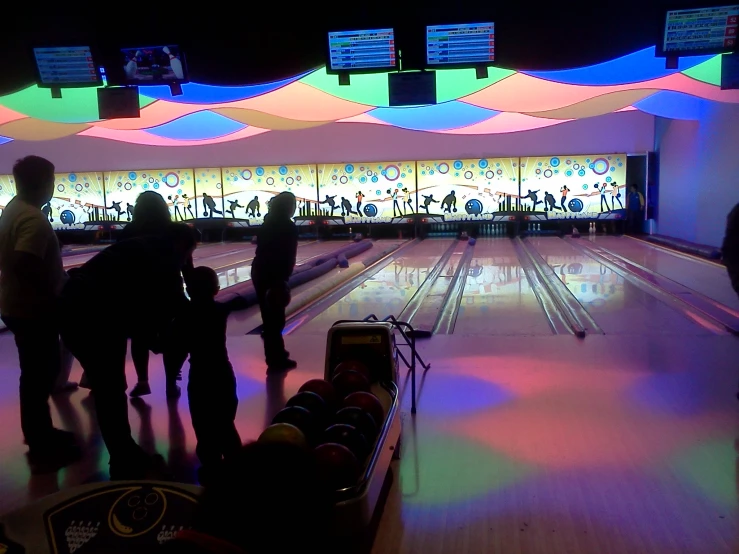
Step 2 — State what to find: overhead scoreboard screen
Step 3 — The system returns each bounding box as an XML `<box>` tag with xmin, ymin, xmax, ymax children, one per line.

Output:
<box><xmin>328</xmin><ymin>28</ymin><xmax>396</xmax><ymax>71</ymax></box>
<box><xmin>427</xmin><ymin>22</ymin><xmax>495</xmax><ymax>66</ymax></box>
<box><xmin>33</xmin><ymin>46</ymin><xmax>100</xmax><ymax>87</ymax></box>
<box><xmin>662</xmin><ymin>5</ymin><xmax>738</xmax><ymax>55</ymax></box>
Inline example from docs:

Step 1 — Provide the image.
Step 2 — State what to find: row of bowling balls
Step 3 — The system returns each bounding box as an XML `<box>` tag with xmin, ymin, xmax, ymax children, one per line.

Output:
<box><xmin>259</xmin><ymin>362</ymin><xmax>385</xmax><ymax>490</ymax></box>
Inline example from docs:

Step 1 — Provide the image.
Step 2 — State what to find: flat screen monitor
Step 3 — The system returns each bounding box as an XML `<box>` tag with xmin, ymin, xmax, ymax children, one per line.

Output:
<box><xmin>388</xmin><ymin>72</ymin><xmax>437</xmax><ymax>106</ymax></box>
<box><xmin>427</xmin><ymin>22</ymin><xmax>495</xmax><ymax>67</ymax></box>
<box><xmin>33</xmin><ymin>46</ymin><xmax>101</xmax><ymax>88</ymax></box>
<box><xmin>327</xmin><ymin>28</ymin><xmax>397</xmax><ymax>73</ymax></box>
<box><xmin>120</xmin><ymin>45</ymin><xmax>188</xmax><ymax>84</ymax></box>
<box><xmin>660</xmin><ymin>4</ymin><xmax>738</xmax><ymax>56</ymax></box>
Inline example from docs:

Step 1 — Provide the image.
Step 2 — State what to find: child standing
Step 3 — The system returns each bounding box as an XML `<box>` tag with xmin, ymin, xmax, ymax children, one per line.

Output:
<box><xmin>251</xmin><ymin>192</ymin><xmax>298</xmax><ymax>372</ymax></box>
<box><xmin>176</xmin><ymin>266</ymin><xmax>249</xmax><ymax>484</ymax></box>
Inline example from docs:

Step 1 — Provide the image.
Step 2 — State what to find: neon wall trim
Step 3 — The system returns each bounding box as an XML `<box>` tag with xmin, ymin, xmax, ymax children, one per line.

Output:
<box><xmin>0</xmin><ymin>47</ymin><xmax>736</xmax><ymax>147</ymax></box>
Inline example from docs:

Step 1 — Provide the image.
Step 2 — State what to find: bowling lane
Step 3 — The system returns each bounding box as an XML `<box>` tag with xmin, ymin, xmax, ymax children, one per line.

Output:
<box><xmin>527</xmin><ymin>237</ymin><xmax>714</xmax><ymax>336</ymax></box>
<box><xmin>226</xmin><ymin>239</ymin><xmax>407</xmax><ymax>336</ymax></box>
<box><xmin>453</xmin><ymin>237</ymin><xmax>556</xmax><ymax>336</ymax></box>
<box><xmin>293</xmin><ymin>238</ymin><xmax>456</xmax><ymax>335</ymax></box>
<box><xmin>587</xmin><ymin>236</ymin><xmax>739</xmax><ymax>311</ymax></box>
<box><xmin>211</xmin><ymin>241</ymin><xmax>341</xmax><ymax>289</ymax></box>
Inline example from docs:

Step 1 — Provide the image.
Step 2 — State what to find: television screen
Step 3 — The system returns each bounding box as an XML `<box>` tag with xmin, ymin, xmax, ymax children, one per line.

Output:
<box><xmin>327</xmin><ymin>28</ymin><xmax>396</xmax><ymax>72</ymax></box>
<box><xmin>33</xmin><ymin>46</ymin><xmax>101</xmax><ymax>87</ymax></box>
<box><xmin>427</xmin><ymin>23</ymin><xmax>495</xmax><ymax>66</ymax></box>
<box><xmin>388</xmin><ymin>72</ymin><xmax>437</xmax><ymax>106</ymax></box>
<box><xmin>661</xmin><ymin>5</ymin><xmax>738</xmax><ymax>56</ymax></box>
<box><xmin>120</xmin><ymin>45</ymin><xmax>188</xmax><ymax>84</ymax></box>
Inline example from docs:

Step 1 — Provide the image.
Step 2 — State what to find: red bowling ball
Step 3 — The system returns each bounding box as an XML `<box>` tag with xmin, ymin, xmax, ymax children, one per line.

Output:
<box><xmin>298</xmin><ymin>379</ymin><xmax>338</xmax><ymax>410</ymax></box>
<box><xmin>331</xmin><ymin>370</ymin><xmax>370</xmax><ymax>400</ymax></box>
<box><xmin>313</xmin><ymin>443</ymin><xmax>361</xmax><ymax>490</ymax></box>
<box><xmin>343</xmin><ymin>391</ymin><xmax>385</xmax><ymax>428</ymax></box>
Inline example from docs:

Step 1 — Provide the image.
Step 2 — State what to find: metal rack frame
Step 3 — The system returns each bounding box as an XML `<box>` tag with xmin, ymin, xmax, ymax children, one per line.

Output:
<box><xmin>332</xmin><ymin>314</ymin><xmax>430</xmax><ymax>413</ymax></box>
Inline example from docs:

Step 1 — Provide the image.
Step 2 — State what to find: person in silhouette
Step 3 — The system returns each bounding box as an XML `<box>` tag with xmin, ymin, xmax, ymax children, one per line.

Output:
<box><xmin>595</xmin><ymin>183</ymin><xmax>610</xmax><ymax>212</ymax></box>
<box><xmin>168</xmin><ymin>195</ymin><xmax>184</xmax><ymax>221</ymax></box>
<box><xmin>161</xmin><ymin>442</ymin><xmax>333</xmax><ymax>553</ymax></box>
<box><xmin>522</xmin><ymin>189</ymin><xmax>542</xmax><ymax>210</ymax></box>
<box><xmin>251</xmin><ymin>192</ymin><xmax>298</xmax><ymax>372</ymax></box>
<box><xmin>723</xmin><ymin>203</ymin><xmax>739</xmax><ymax>400</ymax></box>
<box><xmin>403</xmin><ymin>187</ymin><xmax>413</xmax><ymax>215</ymax></box>
<box><xmin>117</xmin><ymin>191</ymin><xmax>190</xmax><ymax>399</ymax></box>
<box><xmin>41</xmin><ymin>201</ymin><xmax>53</xmax><ymax>222</ymax></box>
<box><xmin>560</xmin><ymin>185</ymin><xmax>570</xmax><ymax>212</ymax></box>
<box><xmin>340</xmin><ymin>197</ymin><xmax>356</xmax><ymax>217</ymax></box>
<box><xmin>355</xmin><ymin>190</ymin><xmax>364</xmax><ymax>214</ymax></box>
<box><xmin>389</xmin><ymin>188</ymin><xmax>401</xmax><ymax>217</ymax></box>
<box><xmin>421</xmin><ymin>194</ymin><xmax>438</xmax><ymax>214</ymax></box>
<box><xmin>107</xmin><ymin>200</ymin><xmax>125</xmax><ymax>221</ymax></box>
<box><xmin>610</xmin><ymin>182</ymin><xmax>623</xmax><ymax>210</ymax></box>
<box><xmin>226</xmin><ymin>199</ymin><xmax>243</xmax><ymax>218</ymax></box>
<box><xmin>544</xmin><ymin>191</ymin><xmax>561</xmax><ymax>212</ymax></box>
<box><xmin>202</xmin><ymin>193</ymin><xmax>222</xmax><ymax>217</ymax></box>
<box><xmin>320</xmin><ymin>194</ymin><xmax>338</xmax><ymax>215</ymax></box>
<box><xmin>441</xmin><ymin>190</ymin><xmax>457</xmax><ymax>213</ymax></box>
<box><xmin>0</xmin><ymin>156</ymin><xmax>81</xmax><ymax>471</ymax></box>
<box><xmin>182</xmin><ymin>194</ymin><xmax>195</xmax><ymax>219</ymax></box>
<box><xmin>173</xmin><ymin>266</ymin><xmax>249</xmax><ymax>484</ymax></box>
<box><xmin>246</xmin><ymin>195</ymin><xmax>260</xmax><ymax>218</ymax></box>
<box><xmin>59</xmin><ymin>223</ymin><xmax>197</xmax><ymax>479</ymax></box>
<box><xmin>626</xmin><ymin>184</ymin><xmax>644</xmax><ymax>233</ymax></box>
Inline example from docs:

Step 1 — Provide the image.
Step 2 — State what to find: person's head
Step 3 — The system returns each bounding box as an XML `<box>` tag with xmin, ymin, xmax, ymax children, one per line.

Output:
<box><xmin>132</xmin><ymin>191</ymin><xmax>171</xmax><ymax>225</ymax></box>
<box><xmin>166</xmin><ymin>223</ymin><xmax>197</xmax><ymax>265</ymax></box>
<box><xmin>191</xmin><ymin>442</ymin><xmax>333</xmax><ymax>551</ymax></box>
<box><xmin>13</xmin><ymin>156</ymin><xmax>55</xmax><ymax>207</ymax></box>
<box><xmin>186</xmin><ymin>266</ymin><xmax>219</xmax><ymax>301</ymax></box>
<box><xmin>268</xmin><ymin>192</ymin><xmax>296</xmax><ymax>221</ymax></box>
<box><xmin>630</xmin><ymin>184</ymin><xmax>637</xmax><ymax>192</ymax></box>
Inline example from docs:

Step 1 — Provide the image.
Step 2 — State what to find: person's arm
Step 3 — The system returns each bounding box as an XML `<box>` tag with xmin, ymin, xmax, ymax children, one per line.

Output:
<box><xmin>7</xmin><ymin>215</ymin><xmax>56</xmax><ymax>297</ymax></box>
<box><xmin>222</xmin><ymin>295</ymin><xmax>250</xmax><ymax>313</ymax></box>
<box><xmin>639</xmin><ymin>193</ymin><xmax>645</xmax><ymax>210</ymax></box>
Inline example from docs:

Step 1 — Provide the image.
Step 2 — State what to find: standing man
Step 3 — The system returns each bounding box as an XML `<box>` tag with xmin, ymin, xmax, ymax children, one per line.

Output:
<box><xmin>0</xmin><ymin>156</ymin><xmax>80</xmax><ymax>469</ymax></box>
<box><xmin>626</xmin><ymin>184</ymin><xmax>645</xmax><ymax>234</ymax></box>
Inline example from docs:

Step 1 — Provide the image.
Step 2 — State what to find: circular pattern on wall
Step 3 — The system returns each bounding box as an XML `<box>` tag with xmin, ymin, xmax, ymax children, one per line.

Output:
<box><xmin>550</xmin><ymin>157</ymin><xmax>560</xmax><ymax>167</ymax></box>
<box><xmin>543</xmin><ymin>169</ymin><xmax>553</xmax><ymax>178</ymax></box>
<box><xmin>486</xmin><ymin>170</ymin><xmax>494</xmax><ymax>179</ymax></box>
<box><xmin>344</xmin><ymin>164</ymin><xmax>354</xmax><ymax>174</ymax></box>
<box><xmin>164</xmin><ymin>172</ymin><xmax>179</xmax><ymax>188</ymax></box>
<box><xmin>438</xmin><ymin>163</ymin><xmax>449</xmax><ymax>174</ymax></box>
<box><xmin>464</xmin><ymin>171</ymin><xmax>473</xmax><ymax>179</ymax></box>
<box><xmin>266</xmin><ymin>177</ymin><xmax>274</xmax><ymax>185</ymax></box>
<box><xmin>340</xmin><ymin>176</ymin><xmax>348</xmax><ymax>184</ymax></box>
<box><xmin>256</xmin><ymin>167</ymin><xmax>265</xmax><ymax>176</ymax></box>
<box><xmin>279</xmin><ymin>166</ymin><xmax>288</xmax><ymax>175</ymax></box>
<box><xmin>591</xmin><ymin>158</ymin><xmax>609</xmax><ymax>175</ymax></box>
<box><xmin>453</xmin><ymin>160</ymin><xmax>464</xmax><ymax>170</ymax></box>
<box><xmin>478</xmin><ymin>159</ymin><xmax>489</xmax><ymax>169</ymax></box>
<box><xmin>241</xmin><ymin>169</ymin><xmax>252</xmax><ymax>180</ymax></box>
<box><xmin>286</xmin><ymin>177</ymin><xmax>294</xmax><ymax>185</ymax></box>
<box><xmin>384</xmin><ymin>165</ymin><xmax>400</xmax><ymax>181</ymax></box>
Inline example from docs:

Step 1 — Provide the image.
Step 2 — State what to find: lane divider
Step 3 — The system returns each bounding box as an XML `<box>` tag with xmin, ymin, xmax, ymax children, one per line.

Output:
<box><xmin>434</xmin><ymin>243</ymin><xmax>476</xmax><ymax>335</ymax></box>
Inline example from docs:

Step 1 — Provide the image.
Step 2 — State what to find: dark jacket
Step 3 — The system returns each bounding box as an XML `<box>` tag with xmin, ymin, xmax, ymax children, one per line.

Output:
<box><xmin>723</xmin><ymin>203</ymin><xmax>739</xmax><ymax>295</ymax></box>
<box><xmin>251</xmin><ymin>215</ymin><xmax>298</xmax><ymax>285</ymax></box>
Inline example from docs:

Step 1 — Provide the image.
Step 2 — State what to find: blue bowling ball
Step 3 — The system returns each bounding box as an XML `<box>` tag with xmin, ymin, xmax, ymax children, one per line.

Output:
<box><xmin>568</xmin><ymin>198</ymin><xmax>584</xmax><ymax>213</ymax></box>
<box><xmin>468</xmin><ymin>237</ymin><xmax>476</xmax><ymax>245</ymax></box>
<box><xmin>363</xmin><ymin>204</ymin><xmax>378</xmax><ymax>217</ymax></box>
<box><xmin>465</xmin><ymin>199</ymin><xmax>483</xmax><ymax>216</ymax></box>
<box><xmin>60</xmin><ymin>210</ymin><xmax>75</xmax><ymax>225</ymax></box>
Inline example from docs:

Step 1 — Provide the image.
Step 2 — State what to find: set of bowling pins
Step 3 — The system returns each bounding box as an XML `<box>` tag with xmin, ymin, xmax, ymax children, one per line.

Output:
<box><xmin>480</xmin><ymin>223</ymin><xmax>505</xmax><ymax>235</ymax></box>
<box><xmin>588</xmin><ymin>222</ymin><xmax>597</xmax><ymax>234</ymax></box>
<box><xmin>430</xmin><ymin>223</ymin><xmax>456</xmax><ymax>232</ymax></box>
<box><xmin>527</xmin><ymin>223</ymin><xmax>543</xmax><ymax>233</ymax></box>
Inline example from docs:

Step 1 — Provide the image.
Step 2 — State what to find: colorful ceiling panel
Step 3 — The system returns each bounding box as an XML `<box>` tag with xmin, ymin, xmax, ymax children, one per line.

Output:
<box><xmin>0</xmin><ymin>47</ymin><xmax>736</xmax><ymax>147</ymax></box>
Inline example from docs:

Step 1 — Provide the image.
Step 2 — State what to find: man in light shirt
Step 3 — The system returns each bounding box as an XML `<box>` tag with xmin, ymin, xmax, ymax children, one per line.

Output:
<box><xmin>0</xmin><ymin>156</ymin><xmax>80</xmax><ymax>469</ymax></box>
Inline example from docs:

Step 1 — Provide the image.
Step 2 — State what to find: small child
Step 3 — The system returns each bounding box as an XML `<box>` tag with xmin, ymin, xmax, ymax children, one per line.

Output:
<box><xmin>175</xmin><ymin>266</ymin><xmax>249</xmax><ymax>484</ymax></box>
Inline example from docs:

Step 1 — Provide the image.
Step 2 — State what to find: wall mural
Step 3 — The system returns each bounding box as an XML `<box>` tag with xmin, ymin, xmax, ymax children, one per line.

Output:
<box><xmin>0</xmin><ymin>47</ymin><xmax>736</xmax><ymax>148</ymax></box>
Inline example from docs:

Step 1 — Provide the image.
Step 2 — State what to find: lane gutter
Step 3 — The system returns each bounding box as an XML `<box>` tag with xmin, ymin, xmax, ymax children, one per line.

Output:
<box><xmin>433</xmin><ymin>242</ymin><xmax>476</xmax><ymax>335</ymax></box>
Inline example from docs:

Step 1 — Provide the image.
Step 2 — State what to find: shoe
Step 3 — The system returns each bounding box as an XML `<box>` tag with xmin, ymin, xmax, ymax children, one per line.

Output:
<box><xmin>26</xmin><ymin>429</ymin><xmax>82</xmax><ymax>473</ymax></box>
<box><xmin>266</xmin><ymin>359</ymin><xmax>297</xmax><ymax>374</ymax></box>
<box><xmin>129</xmin><ymin>381</ymin><xmax>151</xmax><ymax>397</ymax></box>
<box><xmin>52</xmin><ymin>381</ymin><xmax>79</xmax><ymax>394</ymax></box>
<box><xmin>166</xmin><ymin>383</ymin><xmax>181</xmax><ymax>399</ymax></box>
<box><xmin>79</xmin><ymin>373</ymin><xmax>91</xmax><ymax>389</ymax></box>
<box><xmin>110</xmin><ymin>451</ymin><xmax>172</xmax><ymax>481</ymax></box>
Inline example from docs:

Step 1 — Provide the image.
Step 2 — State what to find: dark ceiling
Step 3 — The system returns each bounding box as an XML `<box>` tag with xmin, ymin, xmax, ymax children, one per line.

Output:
<box><xmin>0</xmin><ymin>0</ymin><xmax>720</xmax><ymax>94</ymax></box>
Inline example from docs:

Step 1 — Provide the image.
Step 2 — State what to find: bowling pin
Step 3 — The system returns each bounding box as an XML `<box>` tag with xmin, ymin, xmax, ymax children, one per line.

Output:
<box><xmin>163</xmin><ymin>46</ymin><xmax>185</xmax><ymax>80</ymax></box>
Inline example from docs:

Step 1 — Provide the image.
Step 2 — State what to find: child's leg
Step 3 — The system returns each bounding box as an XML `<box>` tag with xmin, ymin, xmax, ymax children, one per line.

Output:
<box><xmin>218</xmin><ymin>371</ymin><xmax>242</xmax><ymax>460</ymax></box>
<box><xmin>188</xmin><ymin>384</ymin><xmax>222</xmax><ymax>470</ymax></box>
<box><xmin>130</xmin><ymin>337</ymin><xmax>150</xmax><ymax>383</ymax></box>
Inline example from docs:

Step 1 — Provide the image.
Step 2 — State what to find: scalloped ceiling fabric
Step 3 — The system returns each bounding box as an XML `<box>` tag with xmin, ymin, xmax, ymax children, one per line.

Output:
<box><xmin>0</xmin><ymin>47</ymin><xmax>735</xmax><ymax>146</ymax></box>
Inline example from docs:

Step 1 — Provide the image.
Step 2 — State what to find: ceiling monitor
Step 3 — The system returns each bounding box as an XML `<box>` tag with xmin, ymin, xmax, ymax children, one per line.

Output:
<box><xmin>326</xmin><ymin>28</ymin><xmax>397</xmax><ymax>74</ymax></box>
<box><xmin>426</xmin><ymin>22</ymin><xmax>495</xmax><ymax>68</ymax></box>
<box><xmin>658</xmin><ymin>4</ymin><xmax>738</xmax><ymax>57</ymax></box>
<box><xmin>33</xmin><ymin>46</ymin><xmax>102</xmax><ymax>88</ymax></box>
<box><xmin>118</xmin><ymin>45</ymin><xmax>189</xmax><ymax>84</ymax></box>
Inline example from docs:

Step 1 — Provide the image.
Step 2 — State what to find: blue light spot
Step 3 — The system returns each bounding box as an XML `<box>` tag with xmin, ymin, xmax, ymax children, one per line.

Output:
<box><xmin>345</xmin><ymin>164</ymin><xmax>354</xmax><ymax>173</ymax></box>
<box><xmin>68</xmin><ymin>174</ymin><xmax>77</xmax><ymax>182</ymax></box>
<box><xmin>372</xmin><ymin>176</ymin><xmax>378</xmax><ymax>183</ymax></box>
<box><xmin>453</xmin><ymin>160</ymin><xmax>464</xmax><ymax>170</ymax></box>
<box><xmin>375</xmin><ymin>189</ymin><xmax>381</xmax><ymax>195</ymax></box>
<box><xmin>578</xmin><ymin>169</ymin><xmax>586</xmax><ymax>177</ymax></box>
<box><xmin>279</xmin><ymin>166</ymin><xmax>288</xmax><ymax>175</ymax></box>
<box><xmin>145</xmin><ymin>111</ymin><xmax>245</xmax><ymax>141</ymax></box>
<box><xmin>129</xmin><ymin>172</ymin><xmax>137</xmax><ymax>180</ymax></box>
<box><xmin>479</xmin><ymin>159</ymin><xmax>488</xmax><ymax>168</ymax></box>
<box><xmin>256</xmin><ymin>167</ymin><xmax>264</xmax><ymax>176</ymax></box>
<box><xmin>550</xmin><ymin>157</ymin><xmax>560</xmax><ymax>167</ymax></box>
<box><xmin>359</xmin><ymin>176</ymin><xmax>366</xmax><ymax>183</ymax></box>
<box><xmin>420</xmin><ymin>374</ymin><xmax>513</xmax><ymax>417</ymax></box>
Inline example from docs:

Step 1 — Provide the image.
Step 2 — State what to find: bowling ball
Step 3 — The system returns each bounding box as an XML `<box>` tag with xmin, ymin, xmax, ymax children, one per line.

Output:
<box><xmin>332</xmin><ymin>370</ymin><xmax>370</xmax><ymax>399</ymax></box>
<box><xmin>468</xmin><ymin>237</ymin><xmax>477</xmax><ymax>245</ymax></box>
<box><xmin>334</xmin><ymin>360</ymin><xmax>371</xmax><ymax>381</ymax></box>
<box><xmin>465</xmin><ymin>199</ymin><xmax>483</xmax><ymax>216</ymax></box>
<box><xmin>60</xmin><ymin>210</ymin><xmax>75</xmax><ymax>225</ymax></box>
<box><xmin>343</xmin><ymin>391</ymin><xmax>385</xmax><ymax>428</ymax></box>
<box><xmin>266</xmin><ymin>281</ymin><xmax>291</xmax><ymax>308</ymax></box>
<box><xmin>298</xmin><ymin>379</ymin><xmax>338</xmax><ymax>410</ymax></box>
<box><xmin>335</xmin><ymin>407</ymin><xmax>378</xmax><ymax>443</ymax></box>
<box><xmin>286</xmin><ymin>391</ymin><xmax>329</xmax><ymax>424</ymax></box>
<box><xmin>363</xmin><ymin>204</ymin><xmax>378</xmax><ymax>217</ymax></box>
<box><xmin>313</xmin><ymin>443</ymin><xmax>361</xmax><ymax>490</ymax></box>
<box><xmin>272</xmin><ymin>406</ymin><xmax>317</xmax><ymax>443</ymax></box>
<box><xmin>568</xmin><ymin>198</ymin><xmax>584</xmax><ymax>213</ymax></box>
<box><xmin>258</xmin><ymin>423</ymin><xmax>308</xmax><ymax>449</ymax></box>
<box><xmin>321</xmin><ymin>424</ymin><xmax>370</xmax><ymax>461</ymax></box>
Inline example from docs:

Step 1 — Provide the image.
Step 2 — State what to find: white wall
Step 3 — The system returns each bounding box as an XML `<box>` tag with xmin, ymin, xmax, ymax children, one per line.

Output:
<box><xmin>0</xmin><ymin>111</ymin><xmax>654</xmax><ymax>173</ymax></box>
<box><xmin>656</xmin><ymin>102</ymin><xmax>739</xmax><ymax>247</ymax></box>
